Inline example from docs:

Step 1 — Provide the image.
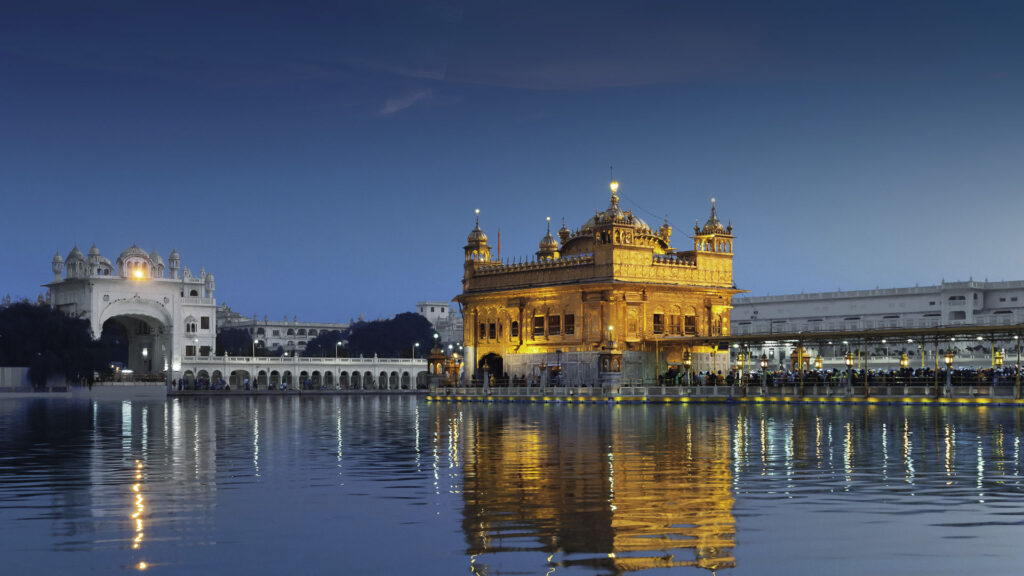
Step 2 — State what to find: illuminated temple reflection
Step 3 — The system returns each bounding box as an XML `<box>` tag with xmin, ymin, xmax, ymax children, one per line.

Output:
<box><xmin>443</xmin><ymin>405</ymin><xmax>736</xmax><ymax>574</ymax></box>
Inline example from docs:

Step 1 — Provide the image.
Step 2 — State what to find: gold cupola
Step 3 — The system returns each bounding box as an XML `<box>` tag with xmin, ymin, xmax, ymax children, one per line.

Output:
<box><xmin>537</xmin><ymin>217</ymin><xmax>560</xmax><ymax>260</ymax></box>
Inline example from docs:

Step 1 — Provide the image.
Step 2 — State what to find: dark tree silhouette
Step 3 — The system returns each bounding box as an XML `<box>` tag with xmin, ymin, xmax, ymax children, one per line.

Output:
<box><xmin>216</xmin><ymin>328</ymin><xmax>253</xmax><ymax>356</ymax></box>
<box><xmin>302</xmin><ymin>330</ymin><xmax>347</xmax><ymax>357</ymax></box>
<box><xmin>0</xmin><ymin>302</ymin><xmax>108</xmax><ymax>389</ymax></box>
<box><xmin>347</xmin><ymin>313</ymin><xmax>436</xmax><ymax>358</ymax></box>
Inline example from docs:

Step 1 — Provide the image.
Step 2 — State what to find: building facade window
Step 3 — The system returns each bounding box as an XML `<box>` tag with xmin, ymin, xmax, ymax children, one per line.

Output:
<box><xmin>201</xmin><ymin>316</ymin><xmax>210</xmax><ymax>330</ymax></box>
<box><xmin>186</xmin><ymin>345</ymin><xmax>196</xmax><ymax>356</ymax></box>
<box><xmin>533</xmin><ymin>316</ymin><xmax>545</xmax><ymax>337</ymax></box>
<box><xmin>652</xmin><ymin>314</ymin><xmax>665</xmax><ymax>334</ymax></box>
<box><xmin>479</xmin><ymin>323</ymin><xmax>487</xmax><ymax>340</ymax></box>
<box><xmin>564</xmin><ymin>314</ymin><xmax>574</xmax><ymax>335</ymax></box>
<box><xmin>669</xmin><ymin>314</ymin><xmax>681</xmax><ymax>335</ymax></box>
<box><xmin>488</xmin><ymin>323</ymin><xmax>496</xmax><ymax>339</ymax></box>
<box><xmin>548</xmin><ymin>315</ymin><xmax>561</xmax><ymax>336</ymax></box>
<box><xmin>684</xmin><ymin>315</ymin><xmax>697</xmax><ymax>335</ymax></box>
<box><xmin>510</xmin><ymin>321</ymin><xmax>519</xmax><ymax>338</ymax></box>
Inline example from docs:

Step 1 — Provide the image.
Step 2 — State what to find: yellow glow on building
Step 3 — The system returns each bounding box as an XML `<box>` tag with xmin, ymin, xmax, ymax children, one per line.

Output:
<box><xmin>457</xmin><ymin>180</ymin><xmax>741</xmax><ymax>378</ymax></box>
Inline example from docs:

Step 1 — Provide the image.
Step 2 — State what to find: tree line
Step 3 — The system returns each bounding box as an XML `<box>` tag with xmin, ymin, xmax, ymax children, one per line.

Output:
<box><xmin>218</xmin><ymin>312</ymin><xmax>438</xmax><ymax>359</ymax></box>
<box><xmin>0</xmin><ymin>302</ymin><xmax>109</xmax><ymax>389</ymax></box>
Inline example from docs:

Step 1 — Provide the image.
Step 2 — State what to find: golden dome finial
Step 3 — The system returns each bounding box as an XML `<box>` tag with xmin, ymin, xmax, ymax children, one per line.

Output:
<box><xmin>546</xmin><ymin>216</ymin><xmax>551</xmax><ymax>233</ymax></box>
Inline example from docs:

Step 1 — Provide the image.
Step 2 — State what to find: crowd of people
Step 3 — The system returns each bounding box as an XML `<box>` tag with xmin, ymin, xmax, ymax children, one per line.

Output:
<box><xmin>665</xmin><ymin>366</ymin><xmax>1022</xmax><ymax>387</ymax></box>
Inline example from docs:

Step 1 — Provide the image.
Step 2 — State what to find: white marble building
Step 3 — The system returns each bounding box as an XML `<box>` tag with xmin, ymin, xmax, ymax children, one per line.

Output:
<box><xmin>217</xmin><ymin>305</ymin><xmax>350</xmax><ymax>355</ymax></box>
<box><xmin>731</xmin><ymin>280</ymin><xmax>1024</xmax><ymax>369</ymax></box>
<box><xmin>732</xmin><ymin>280</ymin><xmax>1024</xmax><ymax>335</ymax></box>
<box><xmin>416</xmin><ymin>300</ymin><xmax>463</xmax><ymax>344</ymax></box>
<box><xmin>45</xmin><ymin>244</ymin><xmax>217</xmax><ymax>378</ymax></box>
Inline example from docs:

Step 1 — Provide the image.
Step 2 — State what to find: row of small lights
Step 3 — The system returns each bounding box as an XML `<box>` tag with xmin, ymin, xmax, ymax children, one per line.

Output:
<box><xmin>731</xmin><ymin>334</ymin><xmax>1018</xmax><ymax>370</ymax></box>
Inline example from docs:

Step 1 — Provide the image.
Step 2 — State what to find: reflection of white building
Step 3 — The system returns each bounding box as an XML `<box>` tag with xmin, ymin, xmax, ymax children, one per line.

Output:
<box><xmin>45</xmin><ymin>244</ymin><xmax>217</xmax><ymax>377</ymax></box>
<box><xmin>732</xmin><ymin>280</ymin><xmax>1024</xmax><ymax>335</ymax></box>
<box><xmin>217</xmin><ymin>305</ymin><xmax>350</xmax><ymax>355</ymax></box>
<box><xmin>416</xmin><ymin>301</ymin><xmax>462</xmax><ymax>344</ymax></box>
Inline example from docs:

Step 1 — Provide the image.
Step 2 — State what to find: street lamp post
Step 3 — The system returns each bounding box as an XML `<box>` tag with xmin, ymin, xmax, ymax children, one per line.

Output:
<box><xmin>944</xmin><ymin>348</ymin><xmax>955</xmax><ymax>397</ymax></box>
<box><xmin>1016</xmin><ymin>335</ymin><xmax>1022</xmax><ymax>400</ymax></box>
<box><xmin>845</xmin><ymin>351</ymin><xmax>854</xmax><ymax>395</ymax></box>
<box><xmin>335</xmin><ymin>341</ymin><xmax>343</xmax><ymax>358</ymax></box>
<box><xmin>760</xmin><ymin>353</ymin><xmax>768</xmax><ymax>394</ymax></box>
<box><xmin>683</xmin><ymin>350</ymin><xmax>692</xmax><ymax>387</ymax></box>
<box><xmin>414</xmin><ymin>342</ymin><xmax>420</xmax><ymax>359</ymax></box>
<box><xmin>252</xmin><ymin>339</ymin><xmax>259</xmax><ymax>358</ymax></box>
<box><xmin>736</xmin><ymin>352</ymin><xmax>745</xmax><ymax>393</ymax></box>
<box><xmin>814</xmin><ymin>355</ymin><xmax>823</xmax><ymax>394</ymax></box>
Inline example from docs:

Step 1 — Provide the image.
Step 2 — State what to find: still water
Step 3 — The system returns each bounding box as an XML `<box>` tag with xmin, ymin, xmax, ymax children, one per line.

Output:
<box><xmin>1</xmin><ymin>396</ymin><xmax>1022</xmax><ymax>575</ymax></box>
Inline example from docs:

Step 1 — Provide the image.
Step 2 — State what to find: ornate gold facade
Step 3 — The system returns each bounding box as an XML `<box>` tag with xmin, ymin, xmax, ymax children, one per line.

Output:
<box><xmin>456</xmin><ymin>182</ymin><xmax>742</xmax><ymax>379</ymax></box>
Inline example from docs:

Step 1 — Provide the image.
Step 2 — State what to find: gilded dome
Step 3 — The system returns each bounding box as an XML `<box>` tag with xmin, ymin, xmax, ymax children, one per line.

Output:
<box><xmin>700</xmin><ymin>199</ymin><xmax>727</xmax><ymax>235</ymax></box>
<box><xmin>467</xmin><ymin>211</ymin><xmax>488</xmax><ymax>246</ymax></box>
<box><xmin>467</xmin><ymin>223</ymin><xmax>487</xmax><ymax>244</ymax></box>
<box><xmin>579</xmin><ymin>183</ymin><xmax>652</xmax><ymax>233</ymax></box>
<box><xmin>539</xmin><ymin>231</ymin><xmax>558</xmax><ymax>252</ymax></box>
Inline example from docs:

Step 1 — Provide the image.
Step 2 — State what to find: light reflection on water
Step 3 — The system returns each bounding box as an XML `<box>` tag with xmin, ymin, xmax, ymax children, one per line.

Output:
<box><xmin>0</xmin><ymin>397</ymin><xmax>1022</xmax><ymax>575</ymax></box>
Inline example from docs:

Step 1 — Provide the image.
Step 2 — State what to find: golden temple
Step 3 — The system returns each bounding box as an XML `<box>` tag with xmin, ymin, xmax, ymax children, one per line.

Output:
<box><xmin>455</xmin><ymin>181</ymin><xmax>742</xmax><ymax>385</ymax></box>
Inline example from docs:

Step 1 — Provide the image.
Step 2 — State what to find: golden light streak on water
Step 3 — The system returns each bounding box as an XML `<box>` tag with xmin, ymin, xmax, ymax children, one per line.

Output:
<box><xmin>130</xmin><ymin>459</ymin><xmax>147</xmax><ymax>564</ymax></box>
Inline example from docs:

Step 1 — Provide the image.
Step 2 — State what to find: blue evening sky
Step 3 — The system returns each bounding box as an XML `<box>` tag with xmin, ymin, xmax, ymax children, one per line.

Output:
<box><xmin>2</xmin><ymin>1</ymin><xmax>1022</xmax><ymax>323</ymax></box>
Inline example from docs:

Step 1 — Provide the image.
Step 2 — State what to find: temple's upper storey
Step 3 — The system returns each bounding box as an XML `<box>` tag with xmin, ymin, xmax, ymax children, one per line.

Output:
<box><xmin>462</xmin><ymin>181</ymin><xmax>736</xmax><ymax>293</ymax></box>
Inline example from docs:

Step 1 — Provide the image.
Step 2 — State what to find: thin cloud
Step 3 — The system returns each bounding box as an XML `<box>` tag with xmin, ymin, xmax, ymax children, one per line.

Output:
<box><xmin>379</xmin><ymin>88</ymin><xmax>433</xmax><ymax>115</ymax></box>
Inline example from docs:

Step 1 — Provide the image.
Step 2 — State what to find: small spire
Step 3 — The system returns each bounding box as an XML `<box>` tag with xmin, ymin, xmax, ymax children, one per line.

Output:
<box><xmin>474</xmin><ymin>208</ymin><xmax>480</xmax><ymax>226</ymax></box>
<box><xmin>546</xmin><ymin>216</ymin><xmax>551</xmax><ymax>233</ymax></box>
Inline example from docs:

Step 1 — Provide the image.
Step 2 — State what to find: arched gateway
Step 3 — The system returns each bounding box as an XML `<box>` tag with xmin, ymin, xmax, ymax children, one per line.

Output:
<box><xmin>46</xmin><ymin>244</ymin><xmax>217</xmax><ymax>381</ymax></box>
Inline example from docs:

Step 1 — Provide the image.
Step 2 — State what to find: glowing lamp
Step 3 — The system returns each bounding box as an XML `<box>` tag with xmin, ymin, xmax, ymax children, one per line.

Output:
<box><xmin>845</xmin><ymin>352</ymin><xmax>854</xmax><ymax>367</ymax></box>
<box><xmin>610</xmin><ymin>181</ymin><xmax>619</xmax><ymax>193</ymax></box>
<box><xmin>943</xmin><ymin>349</ymin><xmax>954</xmax><ymax>367</ymax></box>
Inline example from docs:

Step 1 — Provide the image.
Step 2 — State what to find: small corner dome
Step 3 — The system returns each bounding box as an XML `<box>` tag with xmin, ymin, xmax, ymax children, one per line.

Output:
<box><xmin>88</xmin><ymin>244</ymin><xmax>101</xmax><ymax>256</ymax></box>
<box><xmin>700</xmin><ymin>199</ymin><xmax>727</xmax><ymax>235</ymax></box>
<box><xmin>467</xmin><ymin>222</ymin><xmax>488</xmax><ymax>245</ymax></box>
<box><xmin>539</xmin><ymin>231</ymin><xmax>558</xmax><ymax>252</ymax></box>
<box><xmin>52</xmin><ymin>251</ymin><xmax>63</xmax><ymax>263</ymax></box>
<box><xmin>150</xmin><ymin>250</ymin><xmax>164</xmax><ymax>266</ymax></box>
<box><xmin>169</xmin><ymin>248</ymin><xmax>180</xmax><ymax>260</ymax></box>
<box><xmin>67</xmin><ymin>246</ymin><xmax>85</xmax><ymax>261</ymax></box>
